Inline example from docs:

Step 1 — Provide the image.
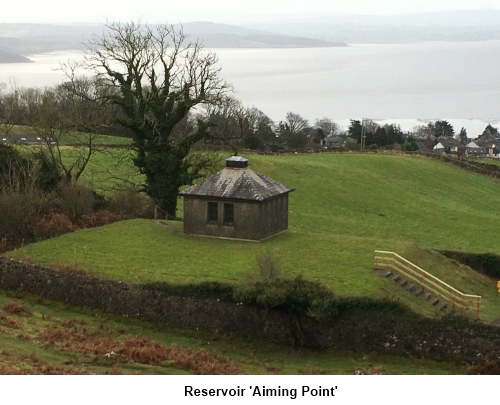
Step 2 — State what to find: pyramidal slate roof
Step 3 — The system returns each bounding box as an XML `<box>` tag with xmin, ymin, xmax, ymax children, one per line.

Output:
<box><xmin>179</xmin><ymin>159</ymin><xmax>294</xmax><ymax>201</ymax></box>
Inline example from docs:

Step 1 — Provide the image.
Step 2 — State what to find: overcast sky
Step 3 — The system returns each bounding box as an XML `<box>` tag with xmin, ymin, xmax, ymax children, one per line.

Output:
<box><xmin>3</xmin><ymin>0</ymin><xmax>500</xmax><ymax>23</ymax></box>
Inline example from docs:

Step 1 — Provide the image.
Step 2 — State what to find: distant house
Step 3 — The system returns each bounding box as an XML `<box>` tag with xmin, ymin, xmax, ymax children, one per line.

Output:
<box><xmin>433</xmin><ymin>142</ymin><xmax>446</xmax><ymax>153</ymax></box>
<box><xmin>179</xmin><ymin>156</ymin><xmax>294</xmax><ymax>241</ymax></box>
<box><xmin>433</xmin><ymin>138</ymin><xmax>462</xmax><ymax>154</ymax></box>
<box><xmin>322</xmin><ymin>135</ymin><xmax>343</xmax><ymax>148</ymax></box>
<box><xmin>414</xmin><ymin>142</ymin><xmax>430</xmax><ymax>152</ymax></box>
<box><xmin>450</xmin><ymin>145</ymin><xmax>466</xmax><ymax>156</ymax></box>
<box><xmin>481</xmin><ymin>141</ymin><xmax>500</xmax><ymax>158</ymax></box>
<box><xmin>487</xmin><ymin>146</ymin><xmax>500</xmax><ymax>158</ymax></box>
<box><xmin>465</xmin><ymin>141</ymin><xmax>488</xmax><ymax>157</ymax></box>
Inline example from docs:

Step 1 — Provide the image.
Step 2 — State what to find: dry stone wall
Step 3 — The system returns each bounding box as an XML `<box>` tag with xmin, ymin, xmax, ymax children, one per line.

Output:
<box><xmin>0</xmin><ymin>257</ymin><xmax>499</xmax><ymax>364</ymax></box>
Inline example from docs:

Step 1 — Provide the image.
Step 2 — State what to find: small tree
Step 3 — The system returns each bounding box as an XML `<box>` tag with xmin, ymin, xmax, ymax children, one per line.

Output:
<box><xmin>0</xmin><ymin>159</ymin><xmax>51</xmax><ymax>241</ymax></box>
<box><xmin>202</xmin><ymin>96</ymin><xmax>249</xmax><ymax>154</ymax></box>
<box><xmin>256</xmin><ymin>251</ymin><xmax>283</xmax><ymax>280</ymax></box>
<box><xmin>459</xmin><ymin>127</ymin><xmax>468</xmax><ymax>144</ymax></box>
<box><xmin>284</xmin><ymin>112</ymin><xmax>309</xmax><ymax>134</ymax></box>
<box><xmin>481</xmin><ymin>124</ymin><xmax>499</xmax><ymax>139</ymax></box>
<box><xmin>428</xmin><ymin>120</ymin><xmax>454</xmax><ymax>138</ymax></box>
<box><xmin>278</xmin><ymin>112</ymin><xmax>309</xmax><ymax>149</ymax></box>
<box><xmin>31</xmin><ymin>82</ymin><xmax>108</xmax><ymax>184</ymax></box>
<box><xmin>0</xmin><ymin>79</ymin><xmax>28</xmax><ymax>138</ymax></box>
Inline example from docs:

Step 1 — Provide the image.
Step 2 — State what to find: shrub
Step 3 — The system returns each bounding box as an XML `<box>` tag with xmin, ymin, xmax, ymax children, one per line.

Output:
<box><xmin>255</xmin><ymin>251</ymin><xmax>284</xmax><ymax>280</ymax></box>
<box><xmin>439</xmin><ymin>250</ymin><xmax>500</xmax><ymax>279</ymax></box>
<box><xmin>38</xmin><ymin>213</ymin><xmax>78</xmax><ymax>239</ymax></box>
<box><xmin>55</xmin><ymin>182</ymin><xmax>94</xmax><ymax>223</ymax></box>
<box><xmin>0</xmin><ymin>189</ymin><xmax>51</xmax><ymax>241</ymax></box>
<box><xmin>78</xmin><ymin>210</ymin><xmax>124</xmax><ymax>229</ymax></box>
<box><xmin>108</xmin><ymin>187</ymin><xmax>148</xmax><ymax>217</ymax></box>
<box><xmin>334</xmin><ymin>296</ymin><xmax>417</xmax><ymax>318</ymax></box>
<box><xmin>91</xmin><ymin>191</ymin><xmax>108</xmax><ymax>212</ymax></box>
<box><xmin>234</xmin><ymin>275</ymin><xmax>338</xmax><ymax>320</ymax></box>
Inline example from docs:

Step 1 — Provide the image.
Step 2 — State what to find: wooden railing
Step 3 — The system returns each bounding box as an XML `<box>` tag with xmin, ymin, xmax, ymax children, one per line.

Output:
<box><xmin>375</xmin><ymin>250</ymin><xmax>482</xmax><ymax>319</ymax></box>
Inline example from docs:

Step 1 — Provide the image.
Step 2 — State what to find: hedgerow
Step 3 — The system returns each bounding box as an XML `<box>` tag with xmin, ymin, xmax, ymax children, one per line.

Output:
<box><xmin>439</xmin><ymin>250</ymin><xmax>500</xmax><ymax>279</ymax></box>
<box><xmin>234</xmin><ymin>275</ymin><xmax>338</xmax><ymax>320</ymax></box>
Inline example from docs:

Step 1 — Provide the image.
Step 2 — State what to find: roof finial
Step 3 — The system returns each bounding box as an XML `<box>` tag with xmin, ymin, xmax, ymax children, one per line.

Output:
<box><xmin>226</xmin><ymin>156</ymin><xmax>248</xmax><ymax>168</ymax></box>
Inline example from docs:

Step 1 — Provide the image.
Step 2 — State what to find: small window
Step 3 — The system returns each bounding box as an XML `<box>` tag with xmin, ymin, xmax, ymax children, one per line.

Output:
<box><xmin>208</xmin><ymin>202</ymin><xmax>218</xmax><ymax>222</ymax></box>
<box><xmin>224</xmin><ymin>203</ymin><xmax>234</xmax><ymax>224</ymax></box>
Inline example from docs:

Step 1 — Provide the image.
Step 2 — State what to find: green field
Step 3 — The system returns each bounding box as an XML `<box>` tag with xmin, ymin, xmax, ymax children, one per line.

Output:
<box><xmin>7</xmin><ymin>153</ymin><xmax>500</xmax><ymax>321</ymax></box>
<box><xmin>6</xmin><ymin>124</ymin><xmax>132</xmax><ymax>146</ymax></box>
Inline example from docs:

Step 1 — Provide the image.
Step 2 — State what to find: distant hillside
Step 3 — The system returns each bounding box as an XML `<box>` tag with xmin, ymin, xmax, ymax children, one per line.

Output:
<box><xmin>0</xmin><ymin>24</ymin><xmax>95</xmax><ymax>54</ymax></box>
<box><xmin>241</xmin><ymin>10</ymin><xmax>500</xmax><ymax>43</ymax></box>
<box><xmin>0</xmin><ymin>49</ymin><xmax>31</xmax><ymax>63</ymax></box>
<box><xmin>179</xmin><ymin>21</ymin><xmax>345</xmax><ymax>47</ymax></box>
<box><xmin>236</xmin><ymin>10</ymin><xmax>500</xmax><ymax>26</ymax></box>
<box><xmin>0</xmin><ymin>22</ymin><xmax>346</xmax><ymax>60</ymax></box>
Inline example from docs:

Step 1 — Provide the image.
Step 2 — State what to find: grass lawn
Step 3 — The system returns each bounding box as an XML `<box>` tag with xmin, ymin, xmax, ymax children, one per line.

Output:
<box><xmin>8</xmin><ymin>152</ymin><xmax>500</xmax><ymax>321</ymax></box>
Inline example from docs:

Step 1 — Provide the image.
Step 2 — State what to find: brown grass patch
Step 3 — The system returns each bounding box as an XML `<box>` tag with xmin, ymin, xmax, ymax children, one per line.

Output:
<box><xmin>49</xmin><ymin>261</ymin><xmax>88</xmax><ymax>275</ymax></box>
<box><xmin>0</xmin><ymin>313</ymin><xmax>18</xmax><ymax>328</ymax></box>
<box><xmin>38</xmin><ymin>328</ymin><xmax>241</xmax><ymax>374</ymax></box>
<box><xmin>3</xmin><ymin>301</ymin><xmax>33</xmax><ymax>316</ymax></box>
<box><xmin>467</xmin><ymin>359</ymin><xmax>500</xmax><ymax>375</ymax></box>
<box><xmin>0</xmin><ymin>351</ymin><xmax>89</xmax><ymax>375</ymax></box>
<box><xmin>108</xmin><ymin>366</ymin><xmax>123</xmax><ymax>375</ymax></box>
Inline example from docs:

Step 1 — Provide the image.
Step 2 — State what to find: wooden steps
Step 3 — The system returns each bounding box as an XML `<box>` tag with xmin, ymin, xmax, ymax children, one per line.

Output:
<box><xmin>376</xmin><ymin>270</ymin><xmax>457</xmax><ymax>316</ymax></box>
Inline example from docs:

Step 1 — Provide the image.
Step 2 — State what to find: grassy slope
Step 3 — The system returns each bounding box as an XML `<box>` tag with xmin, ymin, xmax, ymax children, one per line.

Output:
<box><xmin>0</xmin><ymin>289</ymin><xmax>466</xmax><ymax>375</ymax></box>
<box><xmin>8</xmin><ymin>153</ymin><xmax>500</xmax><ymax>321</ymax></box>
<box><xmin>254</xmin><ymin>153</ymin><xmax>500</xmax><ymax>251</ymax></box>
<box><xmin>15</xmin><ymin>143</ymin><xmax>142</xmax><ymax>196</ymax></box>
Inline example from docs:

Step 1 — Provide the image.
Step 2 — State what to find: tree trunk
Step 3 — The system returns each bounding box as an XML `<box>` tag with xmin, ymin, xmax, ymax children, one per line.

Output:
<box><xmin>144</xmin><ymin>153</ymin><xmax>183</xmax><ymax>219</ymax></box>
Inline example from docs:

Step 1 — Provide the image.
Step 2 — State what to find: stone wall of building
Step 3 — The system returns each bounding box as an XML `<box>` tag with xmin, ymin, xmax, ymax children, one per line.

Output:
<box><xmin>183</xmin><ymin>196</ymin><xmax>274</xmax><ymax>241</ymax></box>
<box><xmin>259</xmin><ymin>194</ymin><xmax>289</xmax><ymax>240</ymax></box>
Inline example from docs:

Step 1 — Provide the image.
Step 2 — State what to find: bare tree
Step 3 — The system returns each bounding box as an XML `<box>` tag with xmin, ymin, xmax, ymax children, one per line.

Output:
<box><xmin>31</xmin><ymin>79</ymin><xmax>109</xmax><ymax>184</ymax></box>
<box><xmin>203</xmin><ymin>96</ymin><xmax>250</xmax><ymax>154</ymax></box>
<box><xmin>73</xmin><ymin>20</ymin><xmax>232</xmax><ymax>217</ymax></box>
<box><xmin>0</xmin><ymin>79</ymin><xmax>28</xmax><ymax>138</ymax></box>
<box><xmin>276</xmin><ymin>112</ymin><xmax>310</xmax><ymax>150</ymax></box>
<box><xmin>0</xmin><ymin>158</ymin><xmax>50</xmax><ymax>241</ymax></box>
<box><xmin>284</xmin><ymin>111</ymin><xmax>309</xmax><ymax>134</ymax></box>
<box><xmin>314</xmin><ymin>117</ymin><xmax>340</xmax><ymax>136</ymax></box>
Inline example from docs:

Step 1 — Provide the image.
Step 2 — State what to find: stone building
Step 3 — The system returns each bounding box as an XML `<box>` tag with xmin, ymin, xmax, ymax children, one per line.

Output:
<box><xmin>179</xmin><ymin>156</ymin><xmax>294</xmax><ymax>241</ymax></box>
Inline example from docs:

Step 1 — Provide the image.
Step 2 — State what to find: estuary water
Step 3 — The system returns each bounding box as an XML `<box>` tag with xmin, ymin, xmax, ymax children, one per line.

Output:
<box><xmin>1</xmin><ymin>41</ymin><xmax>499</xmax><ymax>134</ymax></box>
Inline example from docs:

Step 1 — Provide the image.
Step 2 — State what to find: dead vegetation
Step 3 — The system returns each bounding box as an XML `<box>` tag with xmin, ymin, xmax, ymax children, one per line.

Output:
<box><xmin>0</xmin><ymin>299</ymin><xmax>241</xmax><ymax>375</ymax></box>
<box><xmin>37</xmin><ymin>327</ymin><xmax>241</xmax><ymax>374</ymax></box>
<box><xmin>48</xmin><ymin>261</ymin><xmax>88</xmax><ymax>275</ymax></box>
<box><xmin>3</xmin><ymin>300</ymin><xmax>33</xmax><ymax>316</ymax></box>
<box><xmin>0</xmin><ymin>350</ymin><xmax>88</xmax><ymax>375</ymax></box>
<box><xmin>0</xmin><ymin>313</ymin><xmax>17</xmax><ymax>328</ymax></box>
<box><xmin>467</xmin><ymin>359</ymin><xmax>500</xmax><ymax>375</ymax></box>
